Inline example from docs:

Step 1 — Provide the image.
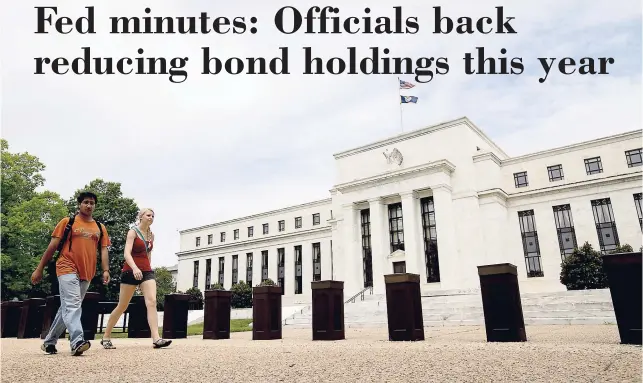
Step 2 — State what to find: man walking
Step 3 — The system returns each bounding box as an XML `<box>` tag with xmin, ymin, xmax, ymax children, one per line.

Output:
<box><xmin>31</xmin><ymin>191</ymin><xmax>111</xmax><ymax>355</ymax></box>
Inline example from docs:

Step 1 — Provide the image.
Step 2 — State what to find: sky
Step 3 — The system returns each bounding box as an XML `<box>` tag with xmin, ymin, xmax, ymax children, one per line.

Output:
<box><xmin>1</xmin><ymin>0</ymin><xmax>641</xmax><ymax>268</ymax></box>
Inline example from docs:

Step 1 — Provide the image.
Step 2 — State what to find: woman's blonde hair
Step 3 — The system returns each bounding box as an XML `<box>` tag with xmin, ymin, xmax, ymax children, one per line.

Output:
<box><xmin>137</xmin><ymin>208</ymin><xmax>155</xmax><ymax>221</ymax></box>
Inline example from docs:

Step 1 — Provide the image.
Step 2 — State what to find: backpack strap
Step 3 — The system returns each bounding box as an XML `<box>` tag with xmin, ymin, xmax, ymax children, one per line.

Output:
<box><xmin>95</xmin><ymin>220</ymin><xmax>103</xmax><ymax>251</ymax></box>
<box><xmin>132</xmin><ymin>226</ymin><xmax>150</xmax><ymax>254</ymax></box>
<box><xmin>53</xmin><ymin>214</ymin><xmax>76</xmax><ymax>261</ymax></box>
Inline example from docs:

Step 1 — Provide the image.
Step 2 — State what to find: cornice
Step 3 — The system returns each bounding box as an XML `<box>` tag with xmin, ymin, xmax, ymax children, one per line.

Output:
<box><xmin>176</xmin><ymin>226</ymin><xmax>331</xmax><ymax>257</ymax></box>
<box><xmin>472</xmin><ymin>151</ymin><xmax>503</xmax><ymax>166</ymax></box>
<box><xmin>333</xmin><ymin>160</ymin><xmax>455</xmax><ymax>194</ymax></box>
<box><xmin>179</xmin><ymin>198</ymin><xmax>332</xmax><ymax>234</ymax></box>
<box><xmin>501</xmin><ymin>130</ymin><xmax>641</xmax><ymax>165</ymax></box>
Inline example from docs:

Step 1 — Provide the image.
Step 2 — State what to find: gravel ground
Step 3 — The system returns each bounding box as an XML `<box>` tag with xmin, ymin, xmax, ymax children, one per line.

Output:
<box><xmin>1</xmin><ymin>325</ymin><xmax>640</xmax><ymax>383</ymax></box>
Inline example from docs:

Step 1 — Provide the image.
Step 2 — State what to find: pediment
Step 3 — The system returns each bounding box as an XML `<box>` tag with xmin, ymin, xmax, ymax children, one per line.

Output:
<box><xmin>388</xmin><ymin>249</ymin><xmax>405</xmax><ymax>258</ymax></box>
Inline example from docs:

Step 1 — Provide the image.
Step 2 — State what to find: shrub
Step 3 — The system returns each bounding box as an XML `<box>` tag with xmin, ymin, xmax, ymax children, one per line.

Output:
<box><xmin>560</xmin><ymin>242</ymin><xmax>608</xmax><ymax>290</ymax></box>
<box><xmin>259</xmin><ymin>278</ymin><xmax>276</xmax><ymax>287</ymax></box>
<box><xmin>608</xmin><ymin>244</ymin><xmax>633</xmax><ymax>254</ymax></box>
<box><xmin>185</xmin><ymin>286</ymin><xmax>204</xmax><ymax>310</ymax></box>
<box><xmin>207</xmin><ymin>283</ymin><xmax>224</xmax><ymax>291</ymax></box>
<box><xmin>230</xmin><ymin>281</ymin><xmax>252</xmax><ymax>308</ymax></box>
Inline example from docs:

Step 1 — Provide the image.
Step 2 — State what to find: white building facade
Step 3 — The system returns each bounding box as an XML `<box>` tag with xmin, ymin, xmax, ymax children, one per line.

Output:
<box><xmin>176</xmin><ymin>118</ymin><xmax>642</xmax><ymax>304</ymax></box>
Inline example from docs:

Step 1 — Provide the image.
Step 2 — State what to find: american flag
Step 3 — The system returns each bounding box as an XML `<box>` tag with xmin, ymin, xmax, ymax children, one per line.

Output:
<box><xmin>399</xmin><ymin>79</ymin><xmax>415</xmax><ymax>89</ymax></box>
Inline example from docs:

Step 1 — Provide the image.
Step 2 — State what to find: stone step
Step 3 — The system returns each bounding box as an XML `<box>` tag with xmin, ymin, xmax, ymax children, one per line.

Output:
<box><xmin>285</xmin><ymin>289</ymin><xmax>616</xmax><ymax>328</ymax></box>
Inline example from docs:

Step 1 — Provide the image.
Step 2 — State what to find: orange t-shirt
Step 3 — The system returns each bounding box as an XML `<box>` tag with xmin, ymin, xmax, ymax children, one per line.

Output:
<box><xmin>52</xmin><ymin>216</ymin><xmax>111</xmax><ymax>281</ymax></box>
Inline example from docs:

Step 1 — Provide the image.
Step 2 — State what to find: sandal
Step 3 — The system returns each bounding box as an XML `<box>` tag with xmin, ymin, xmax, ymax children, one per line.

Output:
<box><xmin>100</xmin><ymin>339</ymin><xmax>116</xmax><ymax>349</ymax></box>
<box><xmin>153</xmin><ymin>339</ymin><xmax>172</xmax><ymax>349</ymax></box>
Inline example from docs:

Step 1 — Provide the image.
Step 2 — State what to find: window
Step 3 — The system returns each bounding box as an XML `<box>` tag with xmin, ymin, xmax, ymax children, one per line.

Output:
<box><xmin>360</xmin><ymin>209</ymin><xmax>373</xmax><ymax>288</ymax></box>
<box><xmin>591</xmin><ymin>198</ymin><xmax>620</xmax><ymax>253</ymax></box>
<box><xmin>634</xmin><ymin>193</ymin><xmax>642</xmax><ymax>230</ymax></box>
<box><xmin>193</xmin><ymin>260</ymin><xmax>199</xmax><ymax>288</ymax></box>
<box><xmin>220</xmin><ymin>232</ymin><xmax>226</xmax><ymax>243</ymax></box>
<box><xmin>295</xmin><ymin>217</ymin><xmax>302</xmax><ymax>229</ymax></box>
<box><xmin>547</xmin><ymin>165</ymin><xmax>564</xmax><ymax>182</ymax></box>
<box><xmin>517</xmin><ymin>210</ymin><xmax>544</xmax><ymax>277</ymax></box>
<box><xmin>207</xmin><ymin>234</ymin><xmax>213</xmax><ymax>245</ymax></box>
<box><xmin>393</xmin><ymin>261</ymin><xmax>406</xmax><ymax>274</ymax></box>
<box><xmin>232</xmin><ymin>255</ymin><xmax>238</xmax><ymax>285</ymax></box>
<box><xmin>195</xmin><ymin>237</ymin><xmax>201</xmax><ymax>247</ymax></box>
<box><xmin>313</xmin><ymin>213</ymin><xmax>320</xmax><ymax>225</ymax></box>
<box><xmin>248</xmin><ymin>226</ymin><xmax>253</xmax><ymax>238</ymax></box>
<box><xmin>421</xmin><ymin>197</ymin><xmax>440</xmax><ymax>283</ymax></box>
<box><xmin>294</xmin><ymin>245</ymin><xmax>302</xmax><ymax>294</ymax></box>
<box><xmin>312</xmin><ymin>242</ymin><xmax>321</xmax><ymax>281</ymax></box>
<box><xmin>218</xmin><ymin>257</ymin><xmax>224</xmax><ymax>285</ymax></box>
<box><xmin>233</xmin><ymin>229</ymin><xmax>239</xmax><ymax>240</ymax></box>
<box><xmin>246</xmin><ymin>253</ymin><xmax>253</xmax><ymax>287</ymax></box>
<box><xmin>585</xmin><ymin>157</ymin><xmax>603</xmax><ymax>175</ymax></box>
<box><xmin>552</xmin><ymin>204</ymin><xmax>578</xmax><ymax>260</ymax></box>
<box><xmin>625</xmin><ymin>148</ymin><xmax>642</xmax><ymax>167</ymax></box>
<box><xmin>278</xmin><ymin>220</ymin><xmax>285</xmax><ymax>232</ymax></box>
<box><xmin>388</xmin><ymin>203</ymin><xmax>405</xmax><ymax>252</ymax></box>
<box><xmin>514</xmin><ymin>171</ymin><xmax>528</xmax><ymax>188</ymax></box>
<box><xmin>261</xmin><ymin>250</ymin><xmax>269</xmax><ymax>281</ymax></box>
<box><xmin>277</xmin><ymin>248</ymin><xmax>285</xmax><ymax>294</ymax></box>
<box><xmin>263</xmin><ymin>223</ymin><xmax>269</xmax><ymax>235</ymax></box>
<box><xmin>205</xmin><ymin>259</ymin><xmax>211</xmax><ymax>289</ymax></box>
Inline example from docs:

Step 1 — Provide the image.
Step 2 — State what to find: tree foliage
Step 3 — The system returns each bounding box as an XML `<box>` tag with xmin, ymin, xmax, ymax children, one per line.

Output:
<box><xmin>1</xmin><ymin>191</ymin><xmax>68</xmax><ymax>300</ymax></box>
<box><xmin>65</xmin><ymin>179</ymin><xmax>139</xmax><ymax>301</ymax></box>
<box><xmin>154</xmin><ymin>266</ymin><xmax>177</xmax><ymax>311</ymax></box>
<box><xmin>560</xmin><ymin>242</ymin><xmax>634</xmax><ymax>290</ymax></box>
<box><xmin>230</xmin><ymin>281</ymin><xmax>253</xmax><ymax>308</ymax></box>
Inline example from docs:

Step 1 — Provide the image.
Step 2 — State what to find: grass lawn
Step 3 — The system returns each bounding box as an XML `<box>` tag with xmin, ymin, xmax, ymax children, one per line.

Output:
<box><xmin>96</xmin><ymin>319</ymin><xmax>252</xmax><ymax>339</ymax></box>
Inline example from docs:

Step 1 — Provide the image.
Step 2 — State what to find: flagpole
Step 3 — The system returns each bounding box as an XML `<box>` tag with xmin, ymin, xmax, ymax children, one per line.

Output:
<box><xmin>398</xmin><ymin>77</ymin><xmax>404</xmax><ymax>133</ymax></box>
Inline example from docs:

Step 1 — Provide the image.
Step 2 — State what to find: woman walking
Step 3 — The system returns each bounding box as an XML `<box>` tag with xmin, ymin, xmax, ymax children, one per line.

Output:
<box><xmin>100</xmin><ymin>208</ymin><xmax>171</xmax><ymax>349</ymax></box>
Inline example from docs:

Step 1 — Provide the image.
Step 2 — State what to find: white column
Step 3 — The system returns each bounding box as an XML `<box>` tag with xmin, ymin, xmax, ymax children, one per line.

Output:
<box><xmin>238</xmin><ymin>253</ymin><xmax>247</xmax><ymax>285</ymax></box>
<box><xmin>321</xmin><ymin>239</ymin><xmax>333</xmax><ymax>281</ymax></box>
<box><xmin>341</xmin><ymin>203</ymin><xmax>361</xmax><ymax>295</ymax></box>
<box><xmin>431</xmin><ymin>184</ymin><xmax>460</xmax><ymax>289</ymax></box>
<box><xmin>285</xmin><ymin>246</ymin><xmax>294</xmax><ymax>295</ymax></box>
<box><xmin>400</xmin><ymin>191</ymin><xmax>424</xmax><ymax>279</ymax></box>
<box><xmin>368</xmin><ymin>197</ymin><xmax>388</xmax><ymax>294</ymax></box>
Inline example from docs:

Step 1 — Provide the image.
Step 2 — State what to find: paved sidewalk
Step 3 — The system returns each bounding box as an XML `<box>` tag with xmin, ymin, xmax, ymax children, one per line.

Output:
<box><xmin>1</xmin><ymin>325</ymin><xmax>640</xmax><ymax>382</ymax></box>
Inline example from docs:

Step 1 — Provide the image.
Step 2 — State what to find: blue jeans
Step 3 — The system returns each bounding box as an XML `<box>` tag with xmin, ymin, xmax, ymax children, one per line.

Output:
<box><xmin>43</xmin><ymin>273</ymin><xmax>90</xmax><ymax>349</ymax></box>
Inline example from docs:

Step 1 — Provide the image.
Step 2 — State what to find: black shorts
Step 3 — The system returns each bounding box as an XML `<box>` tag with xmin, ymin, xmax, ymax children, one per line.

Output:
<box><xmin>120</xmin><ymin>270</ymin><xmax>155</xmax><ymax>285</ymax></box>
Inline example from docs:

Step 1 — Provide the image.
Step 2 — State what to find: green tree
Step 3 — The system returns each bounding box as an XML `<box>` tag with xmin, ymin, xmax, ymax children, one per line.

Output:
<box><xmin>65</xmin><ymin>179</ymin><xmax>139</xmax><ymax>301</ymax></box>
<box><xmin>154</xmin><ymin>266</ymin><xmax>177</xmax><ymax>311</ymax></box>
<box><xmin>1</xmin><ymin>191</ymin><xmax>68</xmax><ymax>300</ymax></box>
<box><xmin>0</xmin><ymin>139</ymin><xmax>46</xmax><ymax>216</ymax></box>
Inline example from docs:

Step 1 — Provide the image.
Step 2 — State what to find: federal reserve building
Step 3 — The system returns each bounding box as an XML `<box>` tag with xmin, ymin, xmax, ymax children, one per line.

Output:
<box><xmin>175</xmin><ymin>117</ymin><xmax>642</xmax><ymax>305</ymax></box>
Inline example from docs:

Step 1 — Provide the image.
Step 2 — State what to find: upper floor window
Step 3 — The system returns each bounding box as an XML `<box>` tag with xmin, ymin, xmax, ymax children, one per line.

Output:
<box><xmin>514</xmin><ymin>171</ymin><xmax>528</xmax><ymax>188</ymax></box>
<box><xmin>263</xmin><ymin>223</ymin><xmax>269</xmax><ymax>234</ymax></box>
<box><xmin>312</xmin><ymin>213</ymin><xmax>320</xmax><ymax>225</ymax></box>
<box><xmin>295</xmin><ymin>217</ymin><xmax>302</xmax><ymax>228</ymax></box>
<box><xmin>584</xmin><ymin>157</ymin><xmax>603</xmax><ymax>175</ymax></box>
<box><xmin>207</xmin><ymin>234</ymin><xmax>213</xmax><ymax>245</ymax></box>
<box><xmin>625</xmin><ymin>148</ymin><xmax>642</xmax><ymax>167</ymax></box>
<box><xmin>547</xmin><ymin>164</ymin><xmax>564</xmax><ymax>182</ymax></box>
<box><xmin>220</xmin><ymin>232</ymin><xmax>226</xmax><ymax>242</ymax></box>
<box><xmin>233</xmin><ymin>229</ymin><xmax>239</xmax><ymax>240</ymax></box>
<box><xmin>278</xmin><ymin>220</ymin><xmax>285</xmax><ymax>232</ymax></box>
<box><xmin>195</xmin><ymin>236</ymin><xmax>201</xmax><ymax>247</ymax></box>
<box><xmin>248</xmin><ymin>226</ymin><xmax>253</xmax><ymax>237</ymax></box>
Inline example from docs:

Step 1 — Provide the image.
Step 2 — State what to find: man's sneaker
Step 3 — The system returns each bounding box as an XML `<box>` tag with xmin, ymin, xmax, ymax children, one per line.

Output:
<box><xmin>71</xmin><ymin>340</ymin><xmax>90</xmax><ymax>356</ymax></box>
<box><xmin>41</xmin><ymin>343</ymin><xmax>57</xmax><ymax>354</ymax></box>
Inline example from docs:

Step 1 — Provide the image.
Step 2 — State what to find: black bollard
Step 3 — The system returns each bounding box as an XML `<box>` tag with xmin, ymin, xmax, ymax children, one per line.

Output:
<box><xmin>477</xmin><ymin>263</ymin><xmax>527</xmax><ymax>342</ymax></box>
<box><xmin>311</xmin><ymin>280</ymin><xmax>345</xmax><ymax>341</ymax></box>
<box><xmin>384</xmin><ymin>273</ymin><xmax>424</xmax><ymax>341</ymax></box>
